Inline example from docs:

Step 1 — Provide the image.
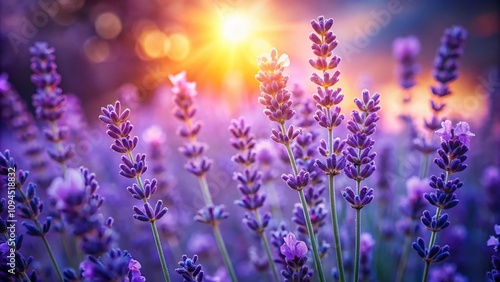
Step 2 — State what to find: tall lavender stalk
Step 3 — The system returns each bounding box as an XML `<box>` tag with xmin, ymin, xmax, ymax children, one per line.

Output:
<box><xmin>412</xmin><ymin>120</ymin><xmax>474</xmax><ymax>282</ymax></box>
<box><xmin>341</xmin><ymin>90</ymin><xmax>380</xmax><ymax>282</ymax></box>
<box><xmin>30</xmin><ymin>42</ymin><xmax>74</xmax><ymax>176</ymax></box>
<box><xmin>308</xmin><ymin>16</ymin><xmax>346</xmax><ymax>281</ymax></box>
<box><xmin>229</xmin><ymin>117</ymin><xmax>279</xmax><ymax>281</ymax></box>
<box><xmin>255</xmin><ymin>48</ymin><xmax>326</xmax><ymax>282</ymax></box>
<box><xmin>0</xmin><ymin>150</ymin><xmax>63</xmax><ymax>281</ymax></box>
<box><xmin>0</xmin><ymin>74</ymin><xmax>49</xmax><ymax>178</ymax></box>
<box><xmin>99</xmin><ymin>101</ymin><xmax>171</xmax><ymax>282</ymax></box>
<box><xmin>392</xmin><ymin>36</ymin><xmax>421</xmax><ymax>103</ymax></box>
<box><xmin>169</xmin><ymin>71</ymin><xmax>237</xmax><ymax>282</ymax></box>
<box><xmin>416</xmin><ymin>26</ymin><xmax>467</xmax><ymax>178</ymax></box>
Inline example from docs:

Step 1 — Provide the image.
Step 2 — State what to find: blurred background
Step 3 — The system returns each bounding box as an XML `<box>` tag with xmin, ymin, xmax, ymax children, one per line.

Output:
<box><xmin>1</xmin><ymin>0</ymin><xmax>499</xmax><ymax>281</ymax></box>
<box><xmin>1</xmin><ymin>0</ymin><xmax>498</xmax><ymax>120</ymax></box>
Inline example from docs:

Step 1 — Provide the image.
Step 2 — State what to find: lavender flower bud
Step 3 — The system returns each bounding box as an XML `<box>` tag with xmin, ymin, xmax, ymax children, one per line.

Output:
<box><xmin>176</xmin><ymin>254</ymin><xmax>205</xmax><ymax>282</ymax></box>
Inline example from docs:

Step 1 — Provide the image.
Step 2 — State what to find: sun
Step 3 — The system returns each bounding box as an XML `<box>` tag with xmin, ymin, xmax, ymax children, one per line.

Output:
<box><xmin>221</xmin><ymin>14</ymin><xmax>252</xmax><ymax>44</ymax></box>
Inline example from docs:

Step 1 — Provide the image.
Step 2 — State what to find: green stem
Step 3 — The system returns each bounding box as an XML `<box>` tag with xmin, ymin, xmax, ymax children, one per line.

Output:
<box><xmin>353</xmin><ymin>165</ymin><xmax>361</xmax><ymax>282</ymax></box>
<box><xmin>260</xmin><ymin>232</ymin><xmax>280</xmax><ymax>282</ymax></box>
<box><xmin>213</xmin><ymin>224</ymin><xmax>238</xmax><ymax>282</ymax></box>
<box><xmin>265</xmin><ymin>182</ymin><xmax>284</xmax><ymax>222</ymax></box>
<box><xmin>419</xmin><ymin>153</ymin><xmax>429</xmax><ymax>180</ymax></box>
<box><xmin>18</xmin><ymin>188</ymin><xmax>63</xmax><ymax>281</ymax></box>
<box><xmin>280</xmin><ymin>124</ymin><xmax>299</xmax><ymax>175</ymax></box>
<box><xmin>254</xmin><ymin>211</ymin><xmax>280</xmax><ymax>282</ymax></box>
<box><xmin>329</xmin><ymin>176</ymin><xmax>345</xmax><ymax>282</ymax></box>
<box><xmin>150</xmin><ymin>221</ymin><xmax>171</xmax><ymax>282</ymax></box>
<box><xmin>422</xmin><ymin>261</ymin><xmax>430</xmax><ymax>282</ymax></box>
<box><xmin>421</xmin><ymin>172</ymin><xmax>448</xmax><ymax>282</ymax></box>
<box><xmin>127</xmin><ymin>153</ymin><xmax>171</xmax><ymax>282</ymax></box>
<box><xmin>298</xmin><ymin>189</ymin><xmax>326</xmax><ymax>282</ymax></box>
<box><xmin>22</xmin><ymin>271</ymin><xmax>32</xmax><ymax>282</ymax></box>
<box><xmin>396</xmin><ymin>236</ymin><xmax>411</xmax><ymax>282</ymax></box>
<box><xmin>49</xmin><ymin>121</ymin><xmax>67</xmax><ymax>176</ymax></box>
<box><xmin>354</xmin><ymin>208</ymin><xmax>361</xmax><ymax>282</ymax></box>
<box><xmin>280</xmin><ymin>122</ymin><xmax>325</xmax><ymax>282</ymax></box>
<box><xmin>40</xmin><ymin>231</ymin><xmax>64</xmax><ymax>281</ymax></box>
<box><xmin>198</xmin><ymin>176</ymin><xmax>214</xmax><ymax>205</ymax></box>
<box><xmin>196</xmin><ymin>176</ymin><xmax>235</xmax><ymax>280</ymax></box>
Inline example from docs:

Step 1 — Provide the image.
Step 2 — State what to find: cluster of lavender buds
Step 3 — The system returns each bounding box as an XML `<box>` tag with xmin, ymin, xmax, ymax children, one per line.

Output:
<box><xmin>30</xmin><ymin>42</ymin><xmax>74</xmax><ymax>173</ymax></box>
<box><xmin>392</xmin><ymin>36</ymin><xmax>421</xmax><ymax>102</ymax></box>
<box><xmin>229</xmin><ymin>117</ymin><xmax>279</xmax><ymax>280</ymax></box>
<box><xmin>0</xmin><ymin>74</ymin><xmax>49</xmax><ymax>177</ymax></box>
<box><xmin>72</xmin><ymin>248</ymin><xmax>145</xmax><ymax>282</ymax></box>
<box><xmin>170</xmin><ymin>71</ymin><xmax>237</xmax><ymax>282</ymax></box>
<box><xmin>426</xmin><ymin>26</ymin><xmax>467</xmax><ymax>131</ymax></box>
<box><xmin>47</xmin><ymin>167</ymin><xmax>114</xmax><ymax>256</ymax></box>
<box><xmin>175</xmin><ymin>255</ymin><xmax>205</xmax><ymax>282</ymax></box>
<box><xmin>0</xmin><ymin>199</ymin><xmax>37</xmax><ymax>281</ymax></box>
<box><xmin>412</xmin><ymin>120</ymin><xmax>474</xmax><ymax>281</ymax></box>
<box><xmin>99</xmin><ymin>100</ymin><xmax>171</xmax><ymax>281</ymax></box>
<box><xmin>397</xmin><ymin>177</ymin><xmax>431</xmax><ymax>237</ymax></box>
<box><xmin>0</xmin><ymin>150</ymin><xmax>63</xmax><ymax>280</ymax></box>
<box><xmin>487</xmin><ymin>224</ymin><xmax>500</xmax><ymax>281</ymax></box>
<box><xmin>280</xmin><ymin>232</ymin><xmax>312</xmax><ymax>282</ymax></box>
<box><xmin>229</xmin><ymin>118</ymin><xmax>270</xmax><ymax>233</ymax></box>
<box><xmin>342</xmin><ymin>90</ymin><xmax>380</xmax><ymax>209</ymax></box>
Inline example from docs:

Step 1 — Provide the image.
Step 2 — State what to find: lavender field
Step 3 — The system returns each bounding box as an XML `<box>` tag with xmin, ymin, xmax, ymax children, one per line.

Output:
<box><xmin>0</xmin><ymin>0</ymin><xmax>499</xmax><ymax>281</ymax></box>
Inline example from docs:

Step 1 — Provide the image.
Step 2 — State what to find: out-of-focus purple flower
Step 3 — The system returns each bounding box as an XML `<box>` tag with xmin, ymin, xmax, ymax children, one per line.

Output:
<box><xmin>80</xmin><ymin>248</ymin><xmax>145</xmax><ymax>282</ymax></box>
<box><xmin>169</xmin><ymin>71</ymin><xmax>198</xmax><ymax>98</ymax></box>
<box><xmin>393</xmin><ymin>35</ymin><xmax>421</xmax><ymax>91</ymax></box>
<box><xmin>142</xmin><ymin>125</ymin><xmax>166</xmax><ymax>146</ymax></box>
<box><xmin>429</xmin><ymin>263</ymin><xmax>468</xmax><ymax>282</ymax></box>
<box><xmin>483</xmin><ymin>166</ymin><xmax>500</xmax><ymax>216</ymax></box>
<box><xmin>280</xmin><ymin>232</ymin><xmax>308</xmax><ymax>261</ymax></box>
<box><xmin>30</xmin><ymin>42</ymin><xmax>75</xmax><ymax>168</ymax></box>
<box><xmin>0</xmin><ymin>74</ymin><xmax>49</xmax><ymax>177</ymax></box>
<box><xmin>47</xmin><ymin>168</ymin><xmax>85</xmax><ymax>210</ymax></box>
<box><xmin>487</xmin><ymin>225</ymin><xmax>500</xmax><ymax>247</ymax></box>
<box><xmin>360</xmin><ymin>233</ymin><xmax>375</xmax><ymax>281</ymax></box>
<box><xmin>406</xmin><ymin>176</ymin><xmax>431</xmax><ymax>202</ymax></box>
<box><xmin>487</xmin><ymin>224</ymin><xmax>500</xmax><ymax>281</ymax></box>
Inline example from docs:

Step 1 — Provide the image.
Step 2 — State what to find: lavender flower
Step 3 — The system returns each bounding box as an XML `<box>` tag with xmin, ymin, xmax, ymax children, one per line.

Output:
<box><xmin>428</xmin><ymin>263</ymin><xmax>468</xmax><ymax>282</ymax></box>
<box><xmin>393</xmin><ymin>36</ymin><xmax>421</xmax><ymax>101</ymax></box>
<box><xmin>341</xmin><ymin>89</ymin><xmax>380</xmax><ymax>282</ymax></box>
<box><xmin>487</xmin><ymin>224</ymin><xmax>500</xmax><ymax>281</ymax></box>
<box><xmin>99</xmin><ymin>101</ymin><xmax>171</xmax><ymax>282</ymax></box>
<box><xmin>30</xmin><ymin>42</ymin><xmax>74</xmax><ymax>172</ymax></box>
<box><xmin>176</xmin><ymin>255</ymin><xmax>205</xmax><ymax>282</ymax></box>
<box><xmin>342</xmin><ymin>90</ymin><xmax>380</xmax><ymax>208</ymax></box>
<box><xmin>413</xmin><ymin>120</ymin><xmax>474</xmax><ymax>281</ymax></box>
<box><xmin>271</xmin><ymin>223</ymin><xmax>290</xmax><ymax>267</ymax></box>
<box><xmin>170</xmin><ymin>72</ymin><xmax>237</xmax><ymax>281</ymax></box>
<box><xmin>48</xmin><ymin>167</ymin><xmax>116</xmax><ymax>256</ymax></box>
<box><xmin>425</xmin><ymin>26</ymin><xmax>467</xmax><ymax>131</ymax></box>
<box><xmin>482</xmin><ymin>166</ymin><xmax>500</xmax><ymax>219</ymax></box>
<box><xmin>256</xmin><ymin>37</ymin><xmax>326</xmax><ymax>282</ymax></box>
<box><xmin>79</xmin><ymin>248</ymin><xmax>145</xmax><ymax>282</ymax></box>
<box><xmin>0</xmin><ymin>150</ymin><xmax>63</xmax><ymax>280</ymax></box>
<box><xmin>280</xmin><ymin>232</ymin><xmax>312</xmax><ymax>282</ymax></box>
